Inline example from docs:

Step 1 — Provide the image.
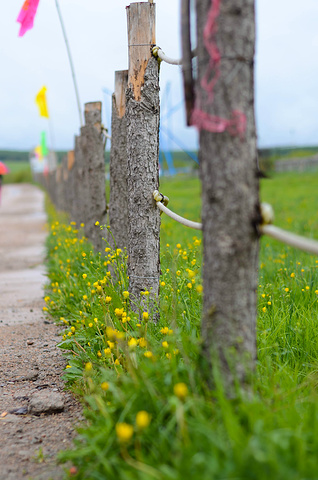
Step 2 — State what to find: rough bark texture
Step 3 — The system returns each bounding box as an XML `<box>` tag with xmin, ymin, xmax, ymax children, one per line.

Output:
<box><xmin>126</xmin><ymin>57</ymin><xmax>160</xmax><ymax>316</ymax></box>
<box><xmin>67</xmin><ymin>150</ymin><xmax>76</xmax><ymax>222</ymax></box>
<box><xmin>109</xmin><ymin>71</ymin><xmax>129</xmax><ymax>251</ymax></box>
<box><xmin>196</xmin><ymin>0</ymin><xmax>259</xmax><ymax>384</ymax></box>
<box><xmin>55</xmin><ymin>165</ymin><xmax>64</xmax><ymax>212</ymax></box>
<box><xmin>74</xmin><ymin>135</ymin><xmax>89</xmax><ymax>227</ymax></box>
<box><xmin>81</xmin><ymin>102</ymin><xmax>107</xmax><ymax>252</ymax></box>
<box><xmin>62</xmin><ymin>155</ymin><xmax>70</xmax><ymax>214</ymax></box>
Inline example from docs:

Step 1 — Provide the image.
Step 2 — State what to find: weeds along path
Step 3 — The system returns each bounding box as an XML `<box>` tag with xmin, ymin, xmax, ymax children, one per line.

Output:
<box><xmin>0</xmin><ymin>184</ymin><xmax>81</xmax><ymax>480</ymax></box>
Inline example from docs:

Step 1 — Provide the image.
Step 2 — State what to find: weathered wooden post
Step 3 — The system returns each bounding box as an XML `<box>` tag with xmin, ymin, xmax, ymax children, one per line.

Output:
<box><xmin>109</xmin><ymin>70</ymin><xmax>129</xmax><ymax>251</ymax></box>
<box><xmin>193</xmin><ymin>0</ymin><xmax>259</xmax><ymax>387</ymax></box>
<box><xmin>55</xmin><ymin>166</ymin><xmax>63</xmax><ymax>212</ymax></box>
<box><xmin>126</xmin><ymin>2</ymin><xmax>160</xmax><ymax>317</ymax></box>
<box><xmin>81</xmin><ymin>101</ymin><xmax>107</xmax><ymax>252</ymax></box>
<box><xmin>61</xmin><ymin>154</ymin><xmax>69</xmax><ymax>214</ymax></box>
<box><xmin>73</xmin><ymin>135</ymin><xmax>87</xmax><ymax>227</ymax></box>
<box><xmin>48</xmin><ymin>169</ymin><xmax>57</xmax><ymax>207</ymax></box>
<box><xmin>67</xmin><ymin>149</ymin><xmax>76</xmax><ymax>221</ymax></box>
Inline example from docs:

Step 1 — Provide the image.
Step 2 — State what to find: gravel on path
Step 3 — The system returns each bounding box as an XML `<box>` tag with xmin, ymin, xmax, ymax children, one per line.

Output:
<box><xmin>0</xmin><ymin>184</ymin><xmax>81</xmax><ymax>480</ymax></box>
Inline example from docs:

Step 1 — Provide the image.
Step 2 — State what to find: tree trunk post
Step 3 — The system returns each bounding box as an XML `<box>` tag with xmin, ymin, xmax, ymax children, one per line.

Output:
<box><xmin>67</xmin><ymin>149</ymin><xmax>75</xmax><ymax>221</ymax></box>
<box><xmin>81</xmin><ymin>101</ymin><xmax>107</xmax><ymax>252</ymax></box>
<box><xmin>55</xmin><ymin>165</ymin><xmax>63</xmax><ymax>212</ymax></box>
<box><xmin>109</xmin><ymin>70</ymin><xmax>129</xmax><ymax>251</ymax></box>
<box><xmin>126</xmin><ymin>2</ymin><xmax>160</xmax><ymax>319</ymax></box>
<box><xmin>73</xmin><ymin>135</ymin><xmax>87</xmax><ymax>228</ymax></box>
<box><xmin>194</xmin><ymin>0</ymin><xmax>260</xmax><ymax>386</ymax></box>
<box><xmin>61</xmin><ymin>154</ymin><xmax>69</xmax><ymax>214</ymax></box>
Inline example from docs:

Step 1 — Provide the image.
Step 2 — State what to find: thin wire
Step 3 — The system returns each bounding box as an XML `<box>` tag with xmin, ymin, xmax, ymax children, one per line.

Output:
<box><xmin>54</xmin><ymin>0</ymin><xmax>83</xmax><ymax>127</ymax></box>
<box><xmin>128</xmin><ymin>43</ymin><xmax>155</xmax><ymax>47</ymax></box>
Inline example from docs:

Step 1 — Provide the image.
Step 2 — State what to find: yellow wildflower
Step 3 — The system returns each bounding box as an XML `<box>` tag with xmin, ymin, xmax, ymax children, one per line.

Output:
<box><xmin>138</xmin><ymin>337</ymin><xmax>147</xmax><ymax>348</ymax></box>
<box><xmin>85</xmin><ymin>362</ymin><xmax>93</xmax><ymax>372</ymax></box>
<box><xmin>174</xmin><ymin>382</ymin><xmax>188</xmax><ymax>400</ymax></box>
<box><xmin>136</xmin><ymin>411</ymin><xmax>151</xmax><ymax>430</ymax></box>
<box><xmin>116</xmin><ymin>423</ymin><xmax>133</xmax><ymax>443</ymax></box>
<box><xmin>128</xmin><ymin>338</ymin><xmax>138</xmax><ymax>348</ymax></box>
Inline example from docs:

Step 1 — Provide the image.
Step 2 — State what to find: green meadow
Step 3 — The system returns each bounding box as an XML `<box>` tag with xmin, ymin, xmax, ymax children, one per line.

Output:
<box><xmin>39</xmin><ymin>167</ymin><xmax>318</xmax><ymax>479</ymax></box>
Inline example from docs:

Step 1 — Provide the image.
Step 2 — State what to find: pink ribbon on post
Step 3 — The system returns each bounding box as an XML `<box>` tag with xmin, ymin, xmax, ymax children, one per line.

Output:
<box><xmin>17</xmin><ymin>0</ymin><xmax>40</xmax><ymax>37</ymax></box>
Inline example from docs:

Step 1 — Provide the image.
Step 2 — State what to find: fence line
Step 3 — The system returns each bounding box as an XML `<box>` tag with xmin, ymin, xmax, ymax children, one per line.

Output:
<box><xmin>31</xmin><ymin>0</ymin><xmax>318</xmax><ymax>308</ymax></box>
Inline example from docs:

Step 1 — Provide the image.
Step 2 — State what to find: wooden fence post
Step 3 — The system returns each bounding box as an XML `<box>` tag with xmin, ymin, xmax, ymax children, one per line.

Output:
<box><xmin>73</xmin><ymin>135</ymin><xmax>87</xmax><ymax>227</ymax></box>
<box><xmin>55</xmin><ymin>166</ymin><xmax>63</xmax><ymax>212</ymax></box>
<box><xmin>194</xmin><ymin>0</ymin><xmax>259</xmax><ymax>387</ymax></box>
<box><xmin>67</xmin><ymin>150</ymin><xmax>76</xmax><ymax>221</ymax></box>
<box><xmin>81</xmin><ymin>101</ymin><xmax>107</xmax><ymax>252</ymax></box>
<box><xmin>126</xmin><ymin>2</ymin><xmax>160</xmax><ymax>318</ymax></box>
<box><xmin>109</xmin><ymin>70</ymin><xmax>129</xmax><ymax>250</ymax></box>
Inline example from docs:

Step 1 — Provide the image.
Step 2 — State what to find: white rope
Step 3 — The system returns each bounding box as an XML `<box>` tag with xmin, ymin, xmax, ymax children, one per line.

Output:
<box><xmin>153</xmin><ymin>46</ymin><xmax>182</xmax><ymax>65</ymax></box>
<box><xmin>153</xmin><ymin>193</ymin><xmax>318</xmax><ymax>255</ymax></box>
<box><xmin>152</xmin><ymin>46</ymin><xmax>197</xmax><ymax>66</ymax></box>
<box><xmin>153</xmin><ymin>191</ymin><xmax>202</xmax><ymax>229</ymax></box>
<box><xmin>156</xmin><ymin>201</ymin><xmax>202</xmax><ymax>230</ymax></box>
<box><xmin>261</xmin><ymin>225</ymin><xmax>318</xmax><ymax>255</ymax></box>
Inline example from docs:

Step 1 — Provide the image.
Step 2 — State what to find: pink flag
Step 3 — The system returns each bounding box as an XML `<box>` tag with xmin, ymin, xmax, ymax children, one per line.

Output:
<box><xmin>17</xmin><ymin>0</ymin><xmax>40</xmax><ymax>37</ymax></box>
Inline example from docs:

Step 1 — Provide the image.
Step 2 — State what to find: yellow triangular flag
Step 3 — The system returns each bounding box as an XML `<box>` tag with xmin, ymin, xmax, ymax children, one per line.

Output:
<box><xmin>35</xmin><ymin>86</ymin><xmax>49</xmax><ymax>118</ymax></box>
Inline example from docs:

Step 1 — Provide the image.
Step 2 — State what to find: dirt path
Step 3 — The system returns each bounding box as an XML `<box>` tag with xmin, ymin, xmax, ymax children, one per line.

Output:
<box><xmin>0</xmin><ymin>184</ymin><xmax>80</xmax><ymax>480</ymax></box>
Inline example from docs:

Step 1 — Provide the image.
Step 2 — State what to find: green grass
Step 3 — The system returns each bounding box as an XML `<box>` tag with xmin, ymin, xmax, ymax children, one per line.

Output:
<box><xmin>41</xmin><ymin>170</ymin><xmax>318</xmax><ymax>480</ymax></box>
<box><xmin>2</xmin><ymin>160</ymin><xmax>32</xmax><ymax>184</ymax></box>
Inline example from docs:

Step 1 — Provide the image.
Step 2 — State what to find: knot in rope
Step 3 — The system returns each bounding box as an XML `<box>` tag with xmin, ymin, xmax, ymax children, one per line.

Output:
<box><xmin>153</xmin><ymin>190</ymin><xmax>169</xmax><ymax>206</ymax></box>
<box><xmin>260</xmin><ymin>202</ymin><xmax>274</xmax><ymax>226</ymax></box>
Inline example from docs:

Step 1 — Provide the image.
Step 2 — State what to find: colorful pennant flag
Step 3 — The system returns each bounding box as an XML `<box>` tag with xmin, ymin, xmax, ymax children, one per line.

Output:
<box><xmin>17</xmin><ymin>0</ymin><xmax>40</xmax><ymax>37</ymax></box>
<box><xmin>41</xmin><ymin>131</ymin><xmax>48</xmax><ymax>157</ymax></box>
<box><xmin>35</xmin><ymin>86</ymin><xmax>49</xmax><ymax>118</ymax></box>
<box><xmin>34</xmin><ymin>145</ymin><xmax>43</xmax><ymax>161</ymax></box>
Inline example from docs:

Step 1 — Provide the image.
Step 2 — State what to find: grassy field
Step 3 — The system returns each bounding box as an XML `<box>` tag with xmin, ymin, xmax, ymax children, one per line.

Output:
<box><xmin>2</xmin><ymin>160</ymin><xmax>32</xmax><ymax>184</ymax></box>
<box><xmin>40</xmin><ymin>169</ymin><xmax>318</xmax><ymax>479</ymax></box>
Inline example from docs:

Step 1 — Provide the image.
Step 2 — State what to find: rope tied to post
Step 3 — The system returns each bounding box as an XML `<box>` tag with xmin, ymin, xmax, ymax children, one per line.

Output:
<box><xmin>153</xmin><ymin>190</ymin><xmax>202</xmax><ymax>229</ymax></box>
<box><xmin>153</xmin><ymin>191</ymin><xmax>318</xmax><ymax>255</ymax></box>
<box><xmin>259</xmin><ymin>203</ymin><xmax>318</xmax><ymax>255</ymax></box>
<box><xmin>152</xmin><ymin>45</ymin><xmax>197</xmax><ymax>66</ymax></box>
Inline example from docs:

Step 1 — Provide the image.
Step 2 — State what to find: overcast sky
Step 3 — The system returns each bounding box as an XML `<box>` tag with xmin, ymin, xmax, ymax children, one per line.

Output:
<box><xmin>1</xmin><ymin>1</ymin><xmax>318</xmax><ymax>152</ymax></box>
